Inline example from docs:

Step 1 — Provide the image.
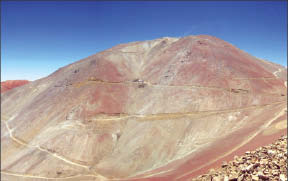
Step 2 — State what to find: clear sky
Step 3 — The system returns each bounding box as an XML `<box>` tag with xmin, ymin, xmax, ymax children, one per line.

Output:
<box><xmin>1</xmin><ymin>1</ymin><xmax>287</xmax><ymax>81</ymax></box>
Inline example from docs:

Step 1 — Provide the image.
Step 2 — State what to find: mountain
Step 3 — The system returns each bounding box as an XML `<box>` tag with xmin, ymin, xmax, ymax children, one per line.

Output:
<box><xmin>1</xmin><ymin>35</ymin><xmax>287</xmax><ymax>181</ymax></box>
<box><xmin>1</xmin><ymin>80</ymin><xmax>30</xmax><ymax>93</ymax></box>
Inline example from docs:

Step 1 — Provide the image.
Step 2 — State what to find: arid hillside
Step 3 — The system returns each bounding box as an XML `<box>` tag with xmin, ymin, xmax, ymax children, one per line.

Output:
<box><xmin>1</xmin><ymin>35</ymin><xmax>287</xmax><ymax>181</ymax></box>
<box><xmin>1</xmin><ymin>80</ymin><xmax>29</xmax><ymax>93</ymax></box>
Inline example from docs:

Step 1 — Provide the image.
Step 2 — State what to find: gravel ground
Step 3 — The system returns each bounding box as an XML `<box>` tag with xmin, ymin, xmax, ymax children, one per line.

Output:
<box><xmin>192</xmin><ymin>135</ymin><xmax>287</xmax><ymax>181</ymax></box>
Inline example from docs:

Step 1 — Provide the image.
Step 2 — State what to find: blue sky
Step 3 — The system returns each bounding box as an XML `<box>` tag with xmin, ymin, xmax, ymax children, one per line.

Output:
<box><xmin>1</xmin><ymin>1</ymin><xmax>287</xmax><ymax>81</ymax></box>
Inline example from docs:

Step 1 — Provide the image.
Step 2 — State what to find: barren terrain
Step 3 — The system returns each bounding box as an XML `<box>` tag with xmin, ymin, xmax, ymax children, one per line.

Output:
<box><xmin>1</xmin><ymin>35</ymin><xmax>287</xmax><ymax>180</ymax></box>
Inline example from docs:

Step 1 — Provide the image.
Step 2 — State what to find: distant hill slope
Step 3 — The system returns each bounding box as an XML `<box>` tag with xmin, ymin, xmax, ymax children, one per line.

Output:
<box><xmin>1</xmin><ymin>80</ymin><xmax>29</xmax><ymax>93</ymax></box>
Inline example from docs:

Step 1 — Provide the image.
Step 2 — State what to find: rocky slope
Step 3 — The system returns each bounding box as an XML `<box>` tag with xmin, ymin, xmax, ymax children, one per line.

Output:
<box><xmin>1</xmin><ymin>35</ymin><xmax>287</xmax><ymax>181</ymax></box>
<box><xmin>1</xmin><ymin>80</ymin><xmax>29</xmax><ymax>93</ymax></box>
<box><xmin>192</xmin><ymin>135</ymin><xmax>287</xmax><ymax>181</ymax></box>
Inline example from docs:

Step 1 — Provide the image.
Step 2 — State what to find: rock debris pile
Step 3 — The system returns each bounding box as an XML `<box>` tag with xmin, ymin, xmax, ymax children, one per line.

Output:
<box><xmin>192</xmin><ymin>135</ymin><xmax>287</xmax><ymax>181</ymax></box>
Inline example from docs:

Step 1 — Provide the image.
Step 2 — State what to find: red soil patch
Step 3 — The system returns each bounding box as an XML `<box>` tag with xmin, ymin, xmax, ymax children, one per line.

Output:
<box><xmin>1</xmin><ymin>80</ymin><xmax>29</xmax><ymax>93</ymax></box>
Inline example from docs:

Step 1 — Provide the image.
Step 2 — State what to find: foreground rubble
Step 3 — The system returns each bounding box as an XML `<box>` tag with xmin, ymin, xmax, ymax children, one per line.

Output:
<box><xmin>192</xmin><ymin>135</ymin><xmax>287</xmax><ymax>181</ymax></box>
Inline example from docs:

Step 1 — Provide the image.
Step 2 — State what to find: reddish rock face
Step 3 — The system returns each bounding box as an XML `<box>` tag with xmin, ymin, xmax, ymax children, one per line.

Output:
<box><xmin>1</xmin><ymin>80</ymin><xmax>29</xmax><ymax>93</ymax></box>
<box><xmin>1</xmin><ymin>35</ymin><xmax>287</xmax><ymax>180</ymax></box>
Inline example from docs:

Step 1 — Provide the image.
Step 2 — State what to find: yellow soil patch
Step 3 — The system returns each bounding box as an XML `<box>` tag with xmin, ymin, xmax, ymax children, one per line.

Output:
<box><xmin>262</xmin><ymin>120</ymin><xmax>287</xmax><ymax>136</ymax></box>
